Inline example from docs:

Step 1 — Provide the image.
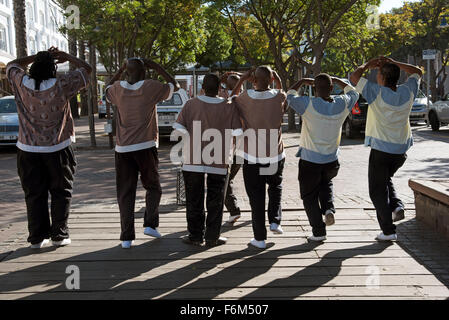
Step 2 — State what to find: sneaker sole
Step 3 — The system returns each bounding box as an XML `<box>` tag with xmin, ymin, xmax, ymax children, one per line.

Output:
<box><xmin>270</xmin><ymin>229</ymin><xmax>283</xmax><ymax>235</ymax></box>
<box><xmin>393</xmin><ymin>209</ymin><xmax>405</xmax><ymax>222</ymax></box>
<box><xmin>144</xmin><ymin>233</ymin><xmax>162</xmax><ymax>238</ymax></box>
<box><xmin>325</xmin><ymin>215</ymin><xmax>335</xmax><ymax>226</ymax></box>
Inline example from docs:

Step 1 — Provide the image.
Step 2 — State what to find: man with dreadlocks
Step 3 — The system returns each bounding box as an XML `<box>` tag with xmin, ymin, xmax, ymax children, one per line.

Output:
<box><xmin>6</xmin><ymin>47</ymin><xmax>92</xmax><ymax>249</ymax></box>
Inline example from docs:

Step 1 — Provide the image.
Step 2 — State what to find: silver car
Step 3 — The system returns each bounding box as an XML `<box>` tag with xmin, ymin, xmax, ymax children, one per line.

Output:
<box><xmin>428</xmin><ymin>93</ymin><xmax>449</xmax><ymax>131</ymax></box>
<box><xmin>410</xmin><ymin>90</ymin><xmax>431</xmax><ymax>124</ymax></box>
<box><xmin>0</xmin><ymin>96</ymin><xmax>19</xmax><ymax>146</ymax></box>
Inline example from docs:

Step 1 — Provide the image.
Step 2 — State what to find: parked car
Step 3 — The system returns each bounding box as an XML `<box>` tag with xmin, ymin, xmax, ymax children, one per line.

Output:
<box><xmin>427</xmin><ymin>93</ymin><xmax>449</xmax><ymax>131</ymax></box>
<box><xmin>0</xmin><ymin>96</ymin><xmax>19</xmax><ymax>147</ymax></box>
<box><xmin>157</xmin><ymin>89</ymin><xmax>189</xmax><ymax>136</ymax></box>
<box><xmin>98</xmin><ymin>95</ymin><xmax>113</xmax><ymax>119</ymax></box>
<box><xmin>410</xmin><ymin>90</ymin><xmax>431</xmax><ymax>124</ymax></box>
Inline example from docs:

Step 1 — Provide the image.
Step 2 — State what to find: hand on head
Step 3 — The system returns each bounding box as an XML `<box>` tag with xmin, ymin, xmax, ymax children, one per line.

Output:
<box><xmin>48</xmin><ymin>47</ymin><xmax>68</xmax><ymax>64</ymax></box>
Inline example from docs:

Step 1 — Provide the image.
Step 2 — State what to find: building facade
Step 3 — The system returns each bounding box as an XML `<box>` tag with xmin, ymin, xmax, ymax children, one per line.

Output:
<box><xmin>0</xmin><ymin>0</ymin><xmax>68</xmax><ymax>65</ymax></box>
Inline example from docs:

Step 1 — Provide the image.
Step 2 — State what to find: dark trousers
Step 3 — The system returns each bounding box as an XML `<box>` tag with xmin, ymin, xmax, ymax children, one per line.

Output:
<box><xmin>183</xmin><ymin>171</ymin><xmax>227</xmax><ymax>242</ymax></box>
<box><xmin>17</xmin><ymin>146</ymin><xmax>76</xmax><ymax>244</ymax></box>
<box><xmin>298</xmin><ymin>159</ymin><xmax>340</xmax><ymax>237</ymax></box>
<box><xmin>225</xmin><ymin>163</ymin><xmax>242</xmax><ymax>217</ymax></box>
<box><xmin>115</xmin><ymin>147</ymin><xmax>162</xmax><ymax>241</ymax></box>
<box><xmin>368</xmin><ymin>149</ymin><xmax>406</xmax><ymax>235</ymax></box>
<box><xmin>242</xmin><ymin>159</ymin><xmax>284</xmax><ymax>241</ymax></box>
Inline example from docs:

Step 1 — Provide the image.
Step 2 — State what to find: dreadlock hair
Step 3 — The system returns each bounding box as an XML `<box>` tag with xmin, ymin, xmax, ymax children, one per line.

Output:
<box><xmin>29</xmin><ymin>51</ymin><xmax>57</xmax><ymax>90</ymax></box>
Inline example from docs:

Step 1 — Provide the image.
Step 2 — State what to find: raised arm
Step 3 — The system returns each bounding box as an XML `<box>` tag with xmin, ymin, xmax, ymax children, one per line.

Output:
<box><xmin>230</xmin><ymin>68</ymin><xmax>255</xmax><ymax>97</ymax></box>
<box><xmin>143</xmin><ymin>59</ymin><xmax>180</xmax><ymax>92</ymax></box>
<box><xmin>349</xmin><ymin>57</ymin><xmax>381</xmax><ymax>86</ymax></box>
<box><xmin>49</xmin><ymin>48</ymin><xmax>92</xmax><ymax>75</ymax></box>
<box><xmin>288</xmin><ymin>78</ymin><xmax>314</xmax><ymax>92</ymax></box>
<box><xmin>106</xmin><ymin>62</ymin><xmax>127</xmax><ymax>87</ymax></box>
<box><xmin>6</xmin><ymin>55</ymin><xmax>37</xmax><ymax>69</ymax></box>
<box><xmin>272</xmin><ymin>71</ymin><xmax>283</xmax><ymax>90</ymax></box>
<box><xmin>331</xmin><ymin>77</ymin><xmax>350</xmax><ymax>90</ymax></box>
<box><xmin>380</xmin><ymin>56</ymin><xmax>423</xmax><ymax>78</ymax></box>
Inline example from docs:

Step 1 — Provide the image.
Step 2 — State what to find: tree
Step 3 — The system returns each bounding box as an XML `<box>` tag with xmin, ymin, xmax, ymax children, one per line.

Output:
<box><xmin>13</xmin><ymin>0</ymin><xmax>27</xmax><ymax>58</ymax></box>
<box><xmin>214</xmin><ymin>0</ymin><xmax>376</xmax><ymax>131</ymax></box>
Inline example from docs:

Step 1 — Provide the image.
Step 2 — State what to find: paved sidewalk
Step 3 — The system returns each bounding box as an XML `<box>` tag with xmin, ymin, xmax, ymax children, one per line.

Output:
<box><xmin>0</xmin><ymin>207</ymin><xmax>448</xmax><ymax>299</ymax></box>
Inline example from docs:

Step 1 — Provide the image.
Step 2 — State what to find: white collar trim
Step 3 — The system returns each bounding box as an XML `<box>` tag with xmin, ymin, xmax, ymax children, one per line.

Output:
<box><xmin>22</xmin><ymin>75</ymin><xmax>57</xmax><ymax>91</ymax></box>
<box><xmin>120</xmin><ymin>80</ymin><xmax>145</xmax><ymax>90</ymax></box>
<box><xmin>197</xmin><ymin>95</ymin><xmax>225</xmax><ymax>104</ymax></box>
<box><xmin>247</xmin><ymin>89</ymin><xmax>279</xmax><ymax>100</ymax></box>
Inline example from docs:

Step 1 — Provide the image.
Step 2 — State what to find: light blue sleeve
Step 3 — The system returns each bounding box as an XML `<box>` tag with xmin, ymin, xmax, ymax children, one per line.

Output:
<box><xmin>342</xmin><ymin>87</ymin><xmax>360</xmax><ymax>111</ymax></box>
<box><xmin>355</xmin><ymin>77</ymin><xmax>380</xmax><ymax>105</ymax></box>
<box><xmin>402</xmin><ymin>74</ymin><xmax>421</xmax><ymax>99</ymax></box>
<box><xmin>287</xmin><ymin>94</ymin><xmax>310</xmax><ymax>115</ymax></box>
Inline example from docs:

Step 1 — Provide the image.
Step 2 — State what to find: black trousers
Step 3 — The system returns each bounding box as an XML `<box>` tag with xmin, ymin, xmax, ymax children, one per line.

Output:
<box><xmin>298</xmin><ymin>159</ymin><xmax>340</xmax><ymax>237</ymax></box>
<box><xmin>115</xmin><ymin>147</ymin><xmax>162</xmax><ymax>241</ymax></box>
<box><xmin>17</xmin><ymin>146</ymin><xmax>76</xmax><ymax>244</ymax></box>
<box><xmin>225</xmin><ymin>163</ymin><xmax>242</xmax><ymax>217</ymax></box>
<box><xmin>242</xmin><ymin>159</ymin><xmax>285</xmax><ymax>241</ymax></box>
<box><xmin>368</xmin><ymin>149</ymin><xmax>406</xmax><ymax>235</ymax></box>
<box><xmin>183</xmin><ymin>171</ymin><xmax>227</xmax><ymax>242</ymax></box>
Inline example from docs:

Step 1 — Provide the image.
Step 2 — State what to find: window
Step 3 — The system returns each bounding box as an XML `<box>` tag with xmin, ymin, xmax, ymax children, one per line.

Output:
<box><xmin>29</xmin><ymin>36</ymin><xmax>36</xmax><ymax>55</ymax></box>
<box><xmin>157</xmin><ymin>93</ymin><xmax>183</xmax><ymax>106</ymax></box>
<box><xmin>41</xmin><ymin>41</ymin><xmax>47</xmax><ymax>51</ymax></box>
<box><xmin>26</xmin><ymin>2</ymin><xmax>34</xmax><ymax>22</ymax></box>
<box><xmin>0</xmin><ymin>24</ymin><xmax>7</xmax><ymax>51</ymax></box>
<box><xmin>39</xmin><ymin>11</ymin><xmax>45</xmax><ymax>26</ymax></box>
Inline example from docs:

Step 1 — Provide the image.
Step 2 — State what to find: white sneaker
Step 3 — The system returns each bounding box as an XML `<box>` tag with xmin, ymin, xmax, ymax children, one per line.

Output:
<box><xmin>392</xmin><ymin>207</ymin><xmax>405</xmax><ymax>222</ymax></box>
<box><xmin>325</xmin><ymin>210</ymin><xmax>335</xmax><ymax>226</ymax></box>
<box><xmin>30</xmin><ymin>239</ymin><xmax>49</xmax><ymax>249</ymax></box>
<box><xmin>144</xmin><ymin>227</ymin><xmax>162</xmax><ymax>238</ymax></box>
<box><xmin>270</xmin><ymin>223</ymin><xmax>284</xmax><ymax>234</ymax></box>
<box><xmin>307</xmin><ymin>235</ymin><xmax>327</xmax><ymax>242</ymax></box>
<box><xmin>121</xmin><ymin>240</ymin><xmax>134</xmax><ymax>249</ymax></box>
<box><xmin>250</xmin><ymin>238</ymin><xmax>266</xmax><ymax>249</ymax></box>
<box><xmin>227</xmin><ymin>215</ymin><xmax>241</xmax><ymax>224</ymax></box>
<box><xmin>375</xmin><ymin>232</ymin><xmax>397</xmax><ymax>242</ymax></box>
<box><xmin>52</xmin><ymin>238</ymin><xmax>71</xmax><ymax>247</ymax></box>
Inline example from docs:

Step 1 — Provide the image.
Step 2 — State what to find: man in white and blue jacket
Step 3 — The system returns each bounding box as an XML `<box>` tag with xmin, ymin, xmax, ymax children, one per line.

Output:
<box><xmin>350</xmin><ymin>56</ymin><xmax>423</xmax><ymax>242</ymax></box>
<box><xmin>287</xmin><ymin>74</ymin><xmax>359</xmax><ymax>242</ymax></box>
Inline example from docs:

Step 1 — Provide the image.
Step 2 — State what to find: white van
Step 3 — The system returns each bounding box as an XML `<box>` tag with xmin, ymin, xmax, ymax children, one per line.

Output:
<box><xmin>157</xmin><ymin>88</ymin><xmax>190</xmax><ymax>136</ymax></box>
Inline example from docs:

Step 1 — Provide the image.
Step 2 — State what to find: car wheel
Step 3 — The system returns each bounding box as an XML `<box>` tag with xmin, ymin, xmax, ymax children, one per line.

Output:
<box><xmin>429</xmin><ymin>112</ymin><xmax>440</xmax><ymax>131</ymax></box>
<box><xmin>344</xmin><ymin>120</ymin><xmax>355</xmax><ymax>139</ymax></box>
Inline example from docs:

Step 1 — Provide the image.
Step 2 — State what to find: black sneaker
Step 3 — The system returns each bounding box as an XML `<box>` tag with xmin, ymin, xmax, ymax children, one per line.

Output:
<box><xmin>205</xmin><ymin>237</ymin><xmax>227</xmax><ymax>247</ymax></box>
<box><xmin>181</xmin><ymin>235</ymin><xmax>203</xmax><ymax>247</ymax></box>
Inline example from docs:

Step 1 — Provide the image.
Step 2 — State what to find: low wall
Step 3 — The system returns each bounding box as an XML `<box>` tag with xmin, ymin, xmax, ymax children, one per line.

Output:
<box><xmin>409</xmin><ymin>179</ymin><xmax>449</xmax><ymax>239</ymax></box>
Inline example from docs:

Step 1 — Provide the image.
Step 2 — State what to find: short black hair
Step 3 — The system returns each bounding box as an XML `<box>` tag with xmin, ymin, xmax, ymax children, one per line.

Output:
<box><xmin>203</xmin><ymin>73</ymin><xmax>220</xmax><ymax>93</ymax></box>
<box><xmin>380</xmin><ymin>63</ymin><xmax>400</xmax><ymax>87</ymax></box>
<box><xmin>29</xmin><ymin>51</ymin><xmax>56</xmax><ymax>90</ymax></box>
<box><xmin>314</xmin><ymin>73</ymin><xmax>332</xmax><ymax>95</ymax></box>
<box><xmin>255</xmin><ymin>66</ymin><xmax>272</xmax><ymax>89</ymax></box>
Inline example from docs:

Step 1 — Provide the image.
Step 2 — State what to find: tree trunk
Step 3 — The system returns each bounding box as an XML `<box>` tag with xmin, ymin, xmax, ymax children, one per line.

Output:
<box><xmin>87</xmin><ymin>42</ymin><xmax>97</xmax><ymax>147</ymax></box>
<box><xmin>13</xmin><ymin>0</ymin><xmax>27</xmax><ymax>58</ymax></box>
<box><xmin>78</xmin><ymin>40</ymin><xmax>89</xmax><ymax>116</ymax></box>
<box><xmin>68</xmin><ymin>33</ymin><xmax>79</xmax><ymax>118</ymax></box>
<box><xmin>89</xmin><ymin>44</ymin><xmax>98</xmax><ymax>114</ymax></box>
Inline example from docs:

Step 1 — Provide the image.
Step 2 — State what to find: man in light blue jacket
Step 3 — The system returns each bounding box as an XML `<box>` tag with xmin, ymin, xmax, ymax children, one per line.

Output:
<box><xmin>350</xmin><ymin>57</ymin><xmax>423</xmax><ymax>242</ymax></box>
<box><xmin>287</xmin><ymin>74</ymin><xmax>359</xmax><ymax>242</ymax></box>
